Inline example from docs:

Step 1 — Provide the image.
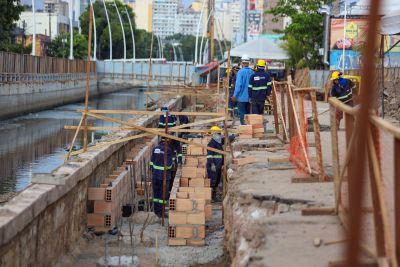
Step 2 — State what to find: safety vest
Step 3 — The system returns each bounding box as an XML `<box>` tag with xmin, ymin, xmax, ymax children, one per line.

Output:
<box><xmin>248</xmin><ymin>70</ymin><xmax>272</xmax><ymax>101</ymax></box>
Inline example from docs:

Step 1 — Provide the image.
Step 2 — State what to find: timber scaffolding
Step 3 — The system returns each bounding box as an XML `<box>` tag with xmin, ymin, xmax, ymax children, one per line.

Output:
<box><xmin>64</xmin><ymin>59</ymin><xmax>233</xmax><ymax>242</ymax></box>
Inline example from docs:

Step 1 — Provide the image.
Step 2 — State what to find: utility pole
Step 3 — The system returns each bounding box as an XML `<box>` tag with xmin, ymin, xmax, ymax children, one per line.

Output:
<box><xmin>244</xmin><ymin>0</ymin><xmax>248</xmax><ymax>43</ymax></box>
<box><xmin>207</xmin><ymin>0</ymin><xmax>215</xmax><ymax>63</ymax></box>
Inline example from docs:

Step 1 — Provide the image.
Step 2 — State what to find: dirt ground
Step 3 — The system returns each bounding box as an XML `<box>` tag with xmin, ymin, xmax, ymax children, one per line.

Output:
<box><xmin>56</xmin><ymin>204</ymin><xmax>226</xmax><ymax>267</ymax></box>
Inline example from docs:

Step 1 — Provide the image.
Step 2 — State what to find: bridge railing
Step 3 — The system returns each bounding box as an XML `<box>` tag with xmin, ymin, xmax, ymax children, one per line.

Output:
<box><xmin>0</xmin><ymin>73</ymin><xmax>97</xmax><ymax>83</ymax></box>
<box><xmin>0</xmin><ymin>51</ymin><xmax>95</xmax><ymax>74</ymax></box>
<box><xmin>96</xmin><ymin>60</ymin><xmax>195</xmax><ymax>84</ymax></box>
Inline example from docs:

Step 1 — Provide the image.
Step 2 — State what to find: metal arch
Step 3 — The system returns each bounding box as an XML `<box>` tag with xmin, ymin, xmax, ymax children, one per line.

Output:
<box><xmin>102</xmin><ymin>0</ymin><xmax>112</xmax><ymax>60</ymax></box>
<box><xmin>113</xmin><ymin>0</ymin><xmax>126</xmax><ymax>61</ymax></box>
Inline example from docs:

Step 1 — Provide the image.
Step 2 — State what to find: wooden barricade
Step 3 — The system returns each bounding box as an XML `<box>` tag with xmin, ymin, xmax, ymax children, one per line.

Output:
<box><xmin>329</xmin><ymin>97</ymin><xmax>400</xmax><ymax>266</ymax></box>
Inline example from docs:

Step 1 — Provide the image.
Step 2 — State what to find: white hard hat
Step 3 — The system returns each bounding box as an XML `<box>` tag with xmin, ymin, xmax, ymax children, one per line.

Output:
<box><xmin>241</xmin><ymin>54</ymin><xmax>250</xmax><ymax>62</ymax></box>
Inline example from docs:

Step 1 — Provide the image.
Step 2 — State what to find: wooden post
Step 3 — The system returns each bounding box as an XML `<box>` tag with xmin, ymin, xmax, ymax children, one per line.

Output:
<box><xmin>310</xmin><ymin>90</ymin><xmax>325</xmax><ymax>181</ymax></box>
<box><xmin>147</xmin><ymin>32</ymin><xmax>154</xmax><ymax>87</ymax></box>
<box><xmin>217</xmin><ymin>64</ymin><xmax>220</xmax><ymax>112</ymax></box>
<box><xmin>395</xmin><ymin>137</ymin><xmax>400</xmax><ymax>264</ymax></box>
<box><xmin>162</xmin><ymin>111</ymin><xmax>169</xmax><ymax>227</ymax></box>
<box><xmin>271</xmin><ymin>82</ymin><xmax>280</xmax><ymax>135</ymax></box>
<box><xmin>83</xmin><ymin>4</ymin><xmax>93</xmax><ymax>152</ymax></box>
<box><xmin>330</xmin><ymin>105</ymin><xmax>340</xmax><ymax>212</ymax></box>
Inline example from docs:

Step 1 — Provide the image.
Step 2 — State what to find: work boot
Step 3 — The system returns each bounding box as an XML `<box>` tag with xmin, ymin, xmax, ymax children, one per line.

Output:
<box><xmin>211</xmin><ymin>188</ymin><xmax>217</xmax><ymax>202</ymax></box>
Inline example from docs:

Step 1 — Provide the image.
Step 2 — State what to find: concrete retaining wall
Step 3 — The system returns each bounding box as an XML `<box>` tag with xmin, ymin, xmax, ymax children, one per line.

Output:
<box><xmin>0</xmin><ymin>97</ymin><xmax>182</xmax><ymax>266</ymax></box>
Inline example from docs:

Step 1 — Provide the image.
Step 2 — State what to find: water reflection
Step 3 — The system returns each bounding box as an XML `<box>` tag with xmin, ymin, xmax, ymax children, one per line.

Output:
<box><xmin>0</xmin><ymin>88</ymin><xmax>153</xmax><ymax>194</ymax></box>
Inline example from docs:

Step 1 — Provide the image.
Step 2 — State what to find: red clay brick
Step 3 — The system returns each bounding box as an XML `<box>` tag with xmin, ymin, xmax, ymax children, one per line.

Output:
<box><xmin>169</xmin><ymin>212</ymin><xmax>187</xmax><ymax>224</ymax></box>
<box><xmin>88</xmin><ymin>188</ymin><xmax>105</xmax><ymax>201</ymax></box>
<box><xmin>187</xmin><ymin>212</ymin><xmax>205</xmax><ymax>224</ymax></box>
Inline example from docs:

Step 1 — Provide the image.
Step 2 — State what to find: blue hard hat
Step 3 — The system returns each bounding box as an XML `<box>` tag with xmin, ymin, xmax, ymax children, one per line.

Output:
<box><xmin>161</xmin><ymin>106</ymin><xmax>169</xmax><ymax>111</ymax></box>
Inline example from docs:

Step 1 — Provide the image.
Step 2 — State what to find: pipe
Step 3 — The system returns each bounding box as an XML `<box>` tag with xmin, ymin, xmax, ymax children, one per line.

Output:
<box><xmin>124</xmin><ymin>5</ymin><xmax>135</xmax><ymax>61</ymax></box>
<box><xmin>90</xmin><ymin>0</ymin><xmax>97</xmax><ymax>60</ymax></box>
<box><xmin>322</xmin><ymin>11</ymin><xmax>330</xmax><ymax>66</ymax></box>
<box><xmin>31</xmin><ymin>0</ymin><xmax>36</xmax><ymax>56</ymax></box>
<box><xmin>113</xmin><ymin>0</ymin><xmax>126</xmax><ymax>61</ymax></box>
<box><xmin>194</xmin><ymin>0</ymin><xmax>207</xmax><ymax>64</ymax></box>
<box><xmin>102</xmin><ymin>0</ymin><xmax>112</xmax><ymax>60</ymax></box>
<box><xmin>69</xmin><ymin>0</ymin><xmax>74</xmax><ymax>59</ymax></box>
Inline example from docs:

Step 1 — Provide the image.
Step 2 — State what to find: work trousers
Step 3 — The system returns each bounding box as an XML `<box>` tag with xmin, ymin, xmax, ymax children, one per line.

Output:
<box><xmin>206</xmin><ymin>161</ymin><xmax>222</xmax><ymax>188</ymax></box>
<box><xmin>152</xmin><ymin>171</ymin><xmax>171</xmax><ymax>216</ymax></box>
<box><xmin>237</xmin><ymin>101</ymin><xmax>250</xmax><ymax>125</ymax></box>
<box><xmin>251</xmin><ymin>100</ymin><xmax>265</xmax><ymax>115</ymax></box>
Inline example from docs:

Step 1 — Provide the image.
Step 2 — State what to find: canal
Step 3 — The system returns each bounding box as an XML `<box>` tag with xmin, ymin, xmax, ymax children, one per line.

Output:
<box><xmin>0</xmin><ymin>87</ymin><xmax>156</xmax><ymax>196</ymax></box>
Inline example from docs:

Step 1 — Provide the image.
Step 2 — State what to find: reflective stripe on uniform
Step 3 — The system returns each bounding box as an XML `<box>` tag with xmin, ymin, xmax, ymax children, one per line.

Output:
<box><xmin>267</xmin><ymin>82</ymin><xmax>272</xmax><ymax>86</ymax></box>
<box><xmin>159</xmin><ymin>122</ymin><xmax>176</xmax><ymax>126</ymax></box>
<box><xmin>248</xmin><ymin>84</ymin><xmax>253</xmax><ymax>88</ymax></box>
<box><xmin>337</xmin><ymin>92</ymin><xmax>352</xmax><ymax>100</ymax></box>
<box><xmin>177</xmin><ymin>154</ymin><xmax>183</xmax><ymax>158</ymax></box>
<box><xmin>252</xmin><ymin>86</ymin><xmax>268</xmax><ymax>91</ymax></box>
<box><xmin>152</xmin><ymin>198</ymin><xmax>167</xmax><ymax>204</ymax></box>
<box><xmin>207</xmin><ymin>155</ymin><xmax>223</xmax><ymax>159</ymax></box>
<box><xmin>150</xmin><ymin>163</ymin><xmax>172</xmax><ymax>170</ymax></box>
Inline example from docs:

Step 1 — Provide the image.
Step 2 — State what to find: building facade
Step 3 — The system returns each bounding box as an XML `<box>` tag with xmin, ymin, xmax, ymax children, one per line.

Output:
<box><xmin>152</xmin><ymin>0</ymin><xmax>179</xmax><ymax>38</ymax></box>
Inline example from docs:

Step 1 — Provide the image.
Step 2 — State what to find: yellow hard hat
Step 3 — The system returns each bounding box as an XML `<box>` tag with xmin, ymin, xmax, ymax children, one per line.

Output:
<box><xmin>257</xmin><ymin>59</ymin><xmax>266</xmax><ymax>67</ymax></box>
<box><xmin>210</xmin><ymin>126</ymin><xmax>222</xmax><ymax>134</ymax></box>
<box><xmin>331</xmin><ymin>71</ymin><xmax>341</xmax><ymax>80</ymax></box>
<box><xmin>225</xmin><ymin>68</ymin><xmax>231</xmax><ymax>74</ymax></box>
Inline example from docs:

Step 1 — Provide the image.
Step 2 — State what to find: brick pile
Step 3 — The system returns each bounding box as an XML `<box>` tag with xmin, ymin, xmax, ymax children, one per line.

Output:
<box><xmin>168</xmin><ymin>137</ymin><xmax>213</xmax><ymax>246</ymax></box>
<box><xmin>238</xmin><ymin>114</ymin><xmax>264</xmax><ymax>139</ymax></box>
<box><xmin>87</xmin><ymin>137</ymin><xmax>157</xmax><ymax>231</ymax></box>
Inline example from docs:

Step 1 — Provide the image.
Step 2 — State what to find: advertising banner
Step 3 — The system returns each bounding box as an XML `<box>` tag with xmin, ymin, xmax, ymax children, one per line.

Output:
<box><xmin>248</xmin><ymin>10</ymin><xmax>262</xmax><ymax>40</ymax></box>
<box><xmin>330</xmin><ymin>18</ymin><xmax>400</xmax><ymax>69</ymax></box>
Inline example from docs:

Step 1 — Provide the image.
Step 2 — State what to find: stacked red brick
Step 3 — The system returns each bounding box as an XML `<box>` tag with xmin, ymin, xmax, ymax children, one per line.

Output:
<box><xmin>87</xmin><ymin>137</ymin><xmax>157</xmax><ymax>231</ymax></box>
<box><xmin>238</xmin><ymin>114</ymin><xmax>264</xmax><ymax>139</ymax></box>
<box><xmin>168</xmin><ymin>137</ymin><xmax>212</xmax><ymax>246</ymax></box>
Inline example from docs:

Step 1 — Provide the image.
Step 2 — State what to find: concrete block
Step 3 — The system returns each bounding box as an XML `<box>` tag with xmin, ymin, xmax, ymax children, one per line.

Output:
<box><xmin>88</xmin><ymin>188</ymin><xmax>106</xmax><ymax>201</ymax></box>
<box><xmin>187</xmin><ymin>212</ymin><xmax>205</xmax><ymax>224</ymax></box>
<box><xmin>176</xmin><ymin>192</ymin><xmax>188</xmax><ymax>199</ymax></box>
<box><xmin>181</xmin><ymin>167</ymin><xmax>197</xmax><ymax>178</ymax></box>
<box><xmin>94</xmin><ymin>201</ymin><xmax>113</xmax><ymax>214</ymax></box>
<box><xmin>179</xmin><ymin>187</ymin><xmax>195</xmax><ymax>193</ymax></box>
<box><xmin>168</xmin><ymin>239</ymin><xmax>187</xmax><ymax>246</ymax></box>
<box><xmin>187</xmin><ymin>239</ymin><xmax>205</xmax><ymax>246</ymax></box>
<box><xmin>31</xmin><ymin>173</ymin><xmax>66</xmax><ymax>185</ymax></box>
<box><xmin>169</xmin><ymin>212</ymin><xmax>187</xmax><ymax>224</ymax></box>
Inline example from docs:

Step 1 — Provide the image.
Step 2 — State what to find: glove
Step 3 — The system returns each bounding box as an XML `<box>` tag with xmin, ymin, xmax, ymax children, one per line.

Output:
<box><xmin>211</xmin><ymin>163</ymin><xmax>217</xmax><ymax>173</ymax></box>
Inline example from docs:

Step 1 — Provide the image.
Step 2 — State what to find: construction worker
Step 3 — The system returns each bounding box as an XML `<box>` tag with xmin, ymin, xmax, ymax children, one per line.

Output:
<box><xmin>170</xmin><ymin>138</ymin><xmax>182</xmax><ymax>191</ymax></box>
<box><xmin>158</xmin><ymin>106</ymin><xmax>177</xmax><ymax>128</ymax></box>
<box><xmin>232</xmin><ymin>55</ymin><xmax>254</xmax><ymax>125</ymax></box>
<box><xmin>330</xmin><ymin>71</ymin><xmax>355</xmax><ymax>128</ymax></box>
<box><xmin>227</xmin><ymin>65</ymin><xmax>240</xmax><ymax>118</ymax></box>
<box><xmin>206</xmin><ymin>126</ymin><xmax>224</xmax><ymax>201</ymax></box>
<box><xmin>150</xmin><ymin>137</ymin><xmax>173</xmax><ymax>218</ymax></box>
<box><xmin>248</xmin><ymin>59</ymin><xmax>272</xmax><ymax>115</ymax></box>
<box><xmin>178</xmin><ymin>115</ymin><xmax>190</xmax><ymax>138</ymax></box>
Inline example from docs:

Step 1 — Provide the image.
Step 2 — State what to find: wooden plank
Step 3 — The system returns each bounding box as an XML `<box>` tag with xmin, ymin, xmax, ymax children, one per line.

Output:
<box><xmin>301</xmin><ymin>207</ymin><xmax>335</xmax><ymax>216</ymax></box>
<box><xmin>83</xmin><ymin>112</ymin><xmax>229</xmax><ymax>156</ymax></box>
<box><xmin>310</xmin><ymin>90</ymin><xmax>325</xmax><ymax>181</ymax></box>
<box><xmin>395</xmin><ymin>138</ymin><xmax>400</xmax><ymax>264</ymax></box>
<box><xmin>78</xmin><ymin>109</ymin><xmax>225</xmax><ymax>117</ymax></box>
<box><xmin>330</xmin><ymin>104</ymin><xmax>341</xmax><ymax>213</ymax></box>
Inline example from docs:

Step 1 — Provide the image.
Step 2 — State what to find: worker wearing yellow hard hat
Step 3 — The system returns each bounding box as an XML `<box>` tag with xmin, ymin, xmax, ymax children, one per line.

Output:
<box><xmin>330</xmin><ymin>70</ymin><xmax>355</xmax><ymax>128</ymax></box>
<box><xmin>206</xmin><ymin>125</ymin><xmax>235</xmax><ymax>201</ymax></box>
<box><xmin>248</xmin><ymin>59</ymin><xmax>272</xmax><ymax>115</ymax></box>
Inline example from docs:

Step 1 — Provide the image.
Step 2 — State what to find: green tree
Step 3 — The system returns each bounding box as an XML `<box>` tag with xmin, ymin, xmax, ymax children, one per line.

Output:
<box><xmin>0</xmin><ymin>0</ymin><xmax>24</xmax><ymax>51</ymax></box>
<box><xmin>47</xmin><ymin>31</ymin><xmax>88</xmax><ymax>59</ymax></box>
<box><xmin>267</xmin><ymin>0</ymin><xmax>331</xmax><ymax>68</ymax></box>
<box><xmin>79</xmin><ymin>0</ymin><xmax>153</xmax><ymax>59</ymax></box>
<box><xmin>281</xmin><ymin>36</ymin><xmax>306</xmax><ymax>68</ymax></box>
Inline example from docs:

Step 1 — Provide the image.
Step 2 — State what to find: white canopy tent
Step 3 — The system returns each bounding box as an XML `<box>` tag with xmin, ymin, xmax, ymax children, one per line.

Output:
<box><xmin>381</xmin><ymin>9</ymin><xmax>400</xmax><ymax>35</ymax></box>
<box><xmin>226</xmin><ymin>38</ymin><xmax>289</xmax><ymax>60</ymax></box>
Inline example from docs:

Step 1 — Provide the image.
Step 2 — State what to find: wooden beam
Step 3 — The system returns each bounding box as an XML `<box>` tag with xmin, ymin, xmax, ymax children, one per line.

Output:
<box><xmin>301</xmin><ymin>207</ymin><xmax>335</xmax><ymax>216</ymax></box>
<box><xmin>77</xmin><ymin>109</ymin><xmax>225</xmax><ymax>117</ymax></box>
<box><xmin>64</xmin><ymin>126</ymin><xmax>217</xmax><ymax>133</ymax></box>
<box><xmin>84</xmin><ymin>112</ymin><xmax>229</xmax><ymax>156</ymax></box>
<box><xmin>66</xmin><ymin>114</ymin><xmax>85</xmax><ymax>160</ymax></box>
<box><xmin>310</xmin><ymin>90</ymin><xmax>325</xmax><ymax>181</ymax></box>
<box><xmin>396</xmin><ymin>138</ymin><xmax>400</xmax><ymax>264</ymax></box>
<box><xmin>144</xmin><ymin>91</ymin><xmax>224</xmax><ymax>97</ymax></box>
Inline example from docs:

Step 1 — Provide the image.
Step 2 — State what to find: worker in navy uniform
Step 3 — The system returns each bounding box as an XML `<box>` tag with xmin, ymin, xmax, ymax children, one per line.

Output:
<box><xmin>158</xmin><ymin>106</ymin><xmax>177</xmax><ymax>128</ymax></box>
<box><xmin>206</xmin><ymin>126</ymin><xmax>235</xmax><ymax>201</ymax></box>
<box><xmin>150</xmin><ymin>137</ymin><xmax>173</xmax><ymax>218</ymax></box>
<box><xmin>227</xmin><ymin>65</ymin><xmax>240</xmax><ymax>117</ymax></box>
<box><xmin>169</xmin><ymin>138</ymin><xmax>182</xmax><ymax>191</ymax></box>
<box><xmin>248</xmin><ymin>59</ymin><xmax>272</xmax><ymax>115</ymax></box>
<box><xmin>178</xmin><ymin>115</ymin><xmax>190</xmax><ymax>138</ymax></box>
<box><xmin>330</xmin><ymin>71</ymin><xmax>355</xmax><ymax>128</ymax></box>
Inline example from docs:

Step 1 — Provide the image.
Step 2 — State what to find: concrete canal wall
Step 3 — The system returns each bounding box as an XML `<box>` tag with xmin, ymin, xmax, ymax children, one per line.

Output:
<box><xmin>0</xmin><ymin>97</ymin><xmax>182</xmax><ymax>266</ymax></box>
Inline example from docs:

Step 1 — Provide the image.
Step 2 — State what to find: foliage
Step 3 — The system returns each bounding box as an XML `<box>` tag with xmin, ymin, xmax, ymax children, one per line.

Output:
<box><xmin>267</xmin><ymin>0</ymin><xmax>331</xmax><ymax>68</ymax></box>
<box><xmin>47</xmin><ymin>31</ymin><xmax>88</xmax><ymax>59</ymax></box>
<box><xmin>163</xmin><ymin>33</ymin><xmax>230</xmax><ymax>62</ymax></box>
<box><xmin>0</xmin><ymin>0</ymin><xmax>24</xmax><ymax>51</ymax></box>
<box><xmin>281</xmin><ymin>36</ymin><xmax>306</xmax><ymax>69</ymax></box>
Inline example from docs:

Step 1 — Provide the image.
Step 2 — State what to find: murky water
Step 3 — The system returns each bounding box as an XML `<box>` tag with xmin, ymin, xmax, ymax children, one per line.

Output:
<box><xmin>0</xmin><ymin>87</ymin><xmax>156</xmax><ymax>194</ymax></box>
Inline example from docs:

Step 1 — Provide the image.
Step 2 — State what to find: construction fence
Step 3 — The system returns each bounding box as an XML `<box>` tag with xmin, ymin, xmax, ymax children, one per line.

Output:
<box><xmin>0</xmin><ymin>51</ymin><xmax>96</xmax><ymax>74</ymax></box>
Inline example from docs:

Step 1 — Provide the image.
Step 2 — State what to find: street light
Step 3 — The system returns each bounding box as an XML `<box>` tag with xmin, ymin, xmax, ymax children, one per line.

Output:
<box><xmin>194</xmin><ymin>0</ymin><xmax>207</xmax><ymax>65</ymax></box>
<box><xmin>123</xmin><ymin>6</ymin><xmax>135</xmax><ymax>61</ymax></box>
<box><xmin>90</xmin><ymin>0</ymin><xmax>97</xmax><ymax>60</ymax></box>
<box><xmin>69</xmin><ymin>0</ymin><xmax>74</xmax><ymax>60</ymax></box>
<box><xmin>31</xmin><ymin>0</ymin><xmax>36</xmax><ymax>56</ymax></box>
<box><xmin>102</xmin><ymin>0</ymin><xmax>112</xmax><ymax>60</ymax></box>
<box><xmin>113</xmin><ymin>0</ymin><xmax>126</xmax><ymax>61</ymax></box>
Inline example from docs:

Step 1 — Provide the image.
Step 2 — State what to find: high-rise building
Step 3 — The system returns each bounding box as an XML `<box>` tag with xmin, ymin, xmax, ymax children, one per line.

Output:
<box><xmin>44</xmin><ymin>0</ymin><xmax>69</xmax><ymax>17</ymax></box>
<box><xmin>262</xmin><ymin>0</ymin><xmax>284</xmax><ymax>34</ymax></box>
<box><xmin>129</xmin><ymin>0</ymin><xmax>153</xmax><ymax>32</ymax></box>
<box><xmin>152</xmin><ymin>0</ymin><xmax>179</xmax><ymax>38</ymax></box>
<box><xmin>175</xmin><ymin>8</ymin><xmax>201</xmax><ymax>36</ymax></box>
